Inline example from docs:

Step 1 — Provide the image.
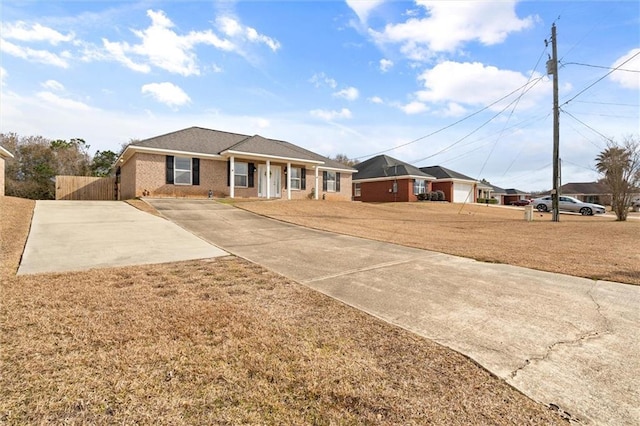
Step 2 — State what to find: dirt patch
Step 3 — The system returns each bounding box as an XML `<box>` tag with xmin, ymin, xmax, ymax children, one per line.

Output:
<box><xmin>237</xmin><ymin>200</ymin><xmax>640</xmax><ymax>285</ymax></box>
<box><xmin>1</xmin><ymin>196</ymin><xmax>565</xmax><ymax>424</ymax></box>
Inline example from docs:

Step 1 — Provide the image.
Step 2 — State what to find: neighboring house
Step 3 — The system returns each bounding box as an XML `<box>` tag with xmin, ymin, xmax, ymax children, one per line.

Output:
<box><xmin>0</xmin><ymin>145</ymin><xmax>14</xmax><ymax>197</ymax></box>
<box><xmin>503</xmin><ymin>188</ymin><xmax>531</xmax><ymax>205</ymax></box>
<box><xmin>117</xmin><ymin>127</ymin><xmax>355</xmax><ymax>201</ymax></box>
<box><xmin>477</xmin><ymin>181</ymin><xmax>497</xmax><ymax>202</ymax></box>
<box><xmin>352</xmin><ymin>155</ymin><xmax>435</xmax><ymax>202</ymax></box>
<box><xmin>478</xmin><ymin>182</ymin><xmax>530</xmax><ymax>205</ymax></box>
<box><xmin>419</xmin><ymin>165</ymin><xmax>478</xmax><ymax>203</ymax></box>
<box><xmin>559</xmin><ymin>182</ymin><xmax>612</xmax><ymax>205</ymax></box>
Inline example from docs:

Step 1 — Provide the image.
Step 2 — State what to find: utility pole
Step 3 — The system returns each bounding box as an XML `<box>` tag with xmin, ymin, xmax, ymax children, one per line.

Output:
<box><xmin>547</xmin><ymin>23</ymin><xmax>561</xmax><ymax>222</ymax></box>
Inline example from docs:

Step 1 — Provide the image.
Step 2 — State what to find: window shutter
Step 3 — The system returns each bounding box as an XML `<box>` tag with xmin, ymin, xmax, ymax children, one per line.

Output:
<box><xmin>284</xmin><ymin>166</ymin><xmax>287</xmax><ymax>190</ymax></box>
<box><xmin>248</xmin><ymin>163</ymin><xmax>255</xmax><ymax>188</ymax></box>
<box><xmin>336</xmin><ymin>172</ymin><xmax>341</xmax><ymax>192</ymax></box>
<box><xmin>322</xmin><ymin>171</ymin><xmax>327</xmax><ymax>192</ymax></box>
<box><xmin>192</xmin><ymin>158</ymin><xmax>200</xmax><ymax>185</ymax></box>
<box><xmin>301</xmin><ymin>168</ymin><xmax>306</xmax><ymax>190</ymax></box>
<box><xmin>166</xmin><ymin>156</ymin><xmax>174</xmax><ymax>184</ymax></box>
<box><xmin>227</xmin><ymin>160</ymin><xmax>230</xmax><ymax>186</ymax></box>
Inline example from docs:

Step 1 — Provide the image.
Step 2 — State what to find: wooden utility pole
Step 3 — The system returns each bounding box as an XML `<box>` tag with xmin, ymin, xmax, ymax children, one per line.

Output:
<box><xmin>548</xmin><ymin>24</ymin><xmax>561</xmax><ymax>221</ymax></box>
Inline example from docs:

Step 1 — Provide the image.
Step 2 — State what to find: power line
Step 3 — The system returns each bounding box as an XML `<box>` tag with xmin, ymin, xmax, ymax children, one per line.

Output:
<box><xmin>573</xmin><ymin>100</ymin><xmax>639</xmax><ymax>107</ymax></box>
<box><xmin>410</xmin><ymin>77</ymin><xmax>546</xmax><ymax>165</ymax></box>
<box><xmin>562</xmin><ymin>61</ymin><xmax>640</xmax><ymax>73</ymax></box>
<box><xmin>560</xmin><ymin>50</ymin><xmax>640</xmax><ymax>107</ymax></box>
<box><xmin>354</xmin><ymin>76</ymin><xmax>547</xmax><ymax>160</ymax></box>
<box><xmin>561</xmin><ymin>109</ymin><xmax>614</xmax><ymax>143</ymax></box>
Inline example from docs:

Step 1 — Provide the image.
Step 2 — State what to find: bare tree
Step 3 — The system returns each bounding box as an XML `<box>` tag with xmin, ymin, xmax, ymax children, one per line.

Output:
<box><xmin>595</xmin><ymin>135</ymin><xmax>640</xmax><ymax>221</ymax></box>
<box><xmin>332</xmin><ymin>153</ymin><xmax>359</xmax><ymax>167</ymax></box>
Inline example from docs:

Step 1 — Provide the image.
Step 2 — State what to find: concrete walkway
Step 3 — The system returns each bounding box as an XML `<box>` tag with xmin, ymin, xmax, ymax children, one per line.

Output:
<box><xmin>146</xmin><ymin>199</ymin><xmax>639</xmax><ymax>426</ymax></box>
<box><xmin>18</xmin><ymin>201</ymin><xmax>227</xmax><ymax>275</ymax></box>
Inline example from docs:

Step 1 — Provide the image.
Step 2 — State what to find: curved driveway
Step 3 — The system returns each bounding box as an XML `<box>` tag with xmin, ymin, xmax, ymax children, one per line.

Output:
<box><xmin>147</xmin><ymin>199</ymin><xmax>639</xmax><ymax>426</ymax></box>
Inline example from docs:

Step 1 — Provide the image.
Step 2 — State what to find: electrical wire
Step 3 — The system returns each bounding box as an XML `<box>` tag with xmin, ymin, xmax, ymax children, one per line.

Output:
<box><xmin>561</xmin><ymin>109</ymin><xmax>614</xmax><ymax>143</ymax></box>
<box><xmin>561</xmin><ymin>61</ymin><xmax>640</xmax><ymax>73</ymax></box>
<box><xmin>560</xmin><ymin>50</ymin><xmax>640</xmax><ymax>107</ymax></box>
<box><xmin>353</xmin><ymin>76</ymin><xmax>547</xmax><ymax>160</ymax></box>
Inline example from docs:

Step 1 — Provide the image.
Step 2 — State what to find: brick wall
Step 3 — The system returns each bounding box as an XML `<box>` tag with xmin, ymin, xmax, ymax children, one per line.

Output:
<box><xmin>121</xmin><ymin>152</ymin><xmax>353</xmax><ymax>200</ymax></box>
<box><xmin>0</xmin><ymin>157</ymin><xmax>5</xmax><ymax>197</ymax></box>
<box><xmin>432</xmin><ymin>181</ymin><xmax>453</xmax><ymax>202</ymax></box>
<box><xmin>353</xmin><ymin>178</ymin><xmax>430</xmax><ymax>202</ymax></box>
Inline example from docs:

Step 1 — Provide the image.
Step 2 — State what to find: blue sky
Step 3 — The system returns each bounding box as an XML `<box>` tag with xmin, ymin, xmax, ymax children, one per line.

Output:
<box><xmin>1</xmin><ymin>0</ymin><xmax>638</xmax><ymax>191</ymax></box>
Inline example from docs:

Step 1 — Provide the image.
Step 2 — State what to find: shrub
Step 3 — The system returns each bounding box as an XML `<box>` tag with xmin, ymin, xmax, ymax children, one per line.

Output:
<box><xmin>436</xmin><ymin>190</ymin><xmax>445</xmax><ymax>201</ymax></box>
<box><xmin>417</xmin><ymin>193</ymin><xmax>429</xmax><ymax>201</ymax></box>
<box><xmin>430</xmin><ymin>191</ymin><xmax>439</xmax><ymax>201</ymax></box>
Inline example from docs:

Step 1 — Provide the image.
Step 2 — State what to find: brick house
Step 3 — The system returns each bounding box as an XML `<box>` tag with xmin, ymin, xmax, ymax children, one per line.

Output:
<box><xmin>559</xmin><ymin>182</ymin><xmax>612</xmax><ymax>205</ymax></box>
<box><xmin>116</xmin><ymin>127</ymin><xmax>355</xmax><ymax>201</ymax></box>
<box><xmin>0</xmin><ymin>145</ymin><xmax>14</xmax><ymax>197</ymax></box>
<box><xmin>352</xmin><ymin>155</ymin><xmax>435</xmax><ymax>202</ymax></box>
<box><xmin>419</xmin><ymin>165</ymin><xmax>478</xmax><ymax>203</ymax></box>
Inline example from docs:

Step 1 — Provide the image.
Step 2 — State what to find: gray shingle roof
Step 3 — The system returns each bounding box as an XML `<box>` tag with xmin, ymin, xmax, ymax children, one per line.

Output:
<box><xmin>353</xmin><ymin>155</ymin><xmax>434</xmax><ymax>181</ymax></box>
<box><xmin>128</xmin><ymin>127</ymin><xmax>354</xmax><ymax>171</ymax></box>
<box><xmin>504</xmin><ymin>188</ymin><xmax>530</xmax><ymax>195</ymax></box>
<box><xmin>560</xmin><ymin>182</ymin><xmax>610</xmax><ymax>194</ymax></box>
<box><xmin>419</xmin><ymin>165</ymin><xmax>476</xmax><ymax>181</ymax></box>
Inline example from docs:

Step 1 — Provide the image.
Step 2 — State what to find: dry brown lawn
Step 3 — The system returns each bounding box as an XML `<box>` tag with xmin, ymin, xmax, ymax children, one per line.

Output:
<box><xmin>0</xmin><ymin>195</ymin><xmax>566</xmax><ymax>424</ymax></box>
<box><xmin>236</xmin><ymin>200</ymin><xmax>640</xmax><ymax>286</ymax></box>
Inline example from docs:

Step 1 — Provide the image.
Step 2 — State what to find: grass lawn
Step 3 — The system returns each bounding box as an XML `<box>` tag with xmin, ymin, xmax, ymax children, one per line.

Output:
<box><xmin>0</xmin><ymin>196</ymin><xmax>566</xmax><ymax>424</ymax></box>
<box><xmin>236</xmin><ymin>200</ymin><xmax>640</xmax><ymax>286</ymax></box>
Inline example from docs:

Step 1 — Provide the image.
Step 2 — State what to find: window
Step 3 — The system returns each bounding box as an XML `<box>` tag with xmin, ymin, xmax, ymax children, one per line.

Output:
<box><xmin>413</xmin><ymin>179</ymin><xmax>426</xmax><ymax>195</ymax></box>
<box><xmin>174</xmin><ymin>156</ymin><xmax>192</xmax><ymax>185</ymax></box>
<box><xmin>354</xmin><ymin>183</ymin><xmax>361</xmax><ymax>197</ymax></box>
<box><xmin>290</xmin><ymin>167</ymin><xmax>301</xmax><ymax>190</ymax></box>
<box><xmin>235</xmin><ymin>162</ymin><xmax>248</xmax><ymax>187</ymax></box>
<box><xmin>326</xmin><ymin>171</ymin><xmax>336</xmax><ymax>192</ymax></box>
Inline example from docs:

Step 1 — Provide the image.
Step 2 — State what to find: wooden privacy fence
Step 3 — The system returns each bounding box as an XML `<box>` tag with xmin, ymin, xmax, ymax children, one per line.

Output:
<box><xmin>56</xmin><ymin>175</ymin><xmax>117</xmax><ymax>200</ymax></box>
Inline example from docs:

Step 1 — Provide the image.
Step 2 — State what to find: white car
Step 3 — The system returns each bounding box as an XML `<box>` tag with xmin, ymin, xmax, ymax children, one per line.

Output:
<box><xmin>531</xmin><ymin>196</ymin><xmax>606</xmax><ymax>216</ymax></box>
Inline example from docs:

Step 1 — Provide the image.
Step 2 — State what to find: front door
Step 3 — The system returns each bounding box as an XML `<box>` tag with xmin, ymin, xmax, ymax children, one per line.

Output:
<box><xmin>258</xmin><ymin>165</ymin><xmax>281</xmax><ymax>198</ymax></box>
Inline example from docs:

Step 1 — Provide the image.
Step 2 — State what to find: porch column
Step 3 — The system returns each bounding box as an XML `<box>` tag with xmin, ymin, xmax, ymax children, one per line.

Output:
<box><xmin>287</xmin><ymin>162</ymin><xmax>291</xmax><ymax>200</ymax></box>
<box><xmin>315</xmin><ymin>167</ymin><xmax>319</xmax><ymax>200</ymax></box>
<box><xmin>230</xmin><ymin>156</ymin><xmax>235</xmax><ymax>199</ymax></box>
<box><xmin>266</xmin><ymin>160</ymin><xmax>271</xmax><ymax>199</ymax></box>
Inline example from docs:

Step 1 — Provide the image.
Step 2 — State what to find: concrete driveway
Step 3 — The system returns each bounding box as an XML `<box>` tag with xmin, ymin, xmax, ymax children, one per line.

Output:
<box><xmin>18</xmin><ymin>200</ymin><xmax>227</xmax><ymax>275</ymax></box>
<box><xmin>147</xmin><ymin>198</ymin><xmax>639</xmax><ymax>426</ymax></box>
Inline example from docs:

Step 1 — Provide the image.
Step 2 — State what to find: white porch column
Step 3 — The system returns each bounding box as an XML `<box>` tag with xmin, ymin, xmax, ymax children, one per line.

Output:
<box><xmin>287</xmin><ymin>162</ymin><xmax>291</xmax><ymax>200</ymax></box>
<box><xmin>266</xmin><ymin>160</ymin><xmax>271</xmax><ymax>199</ymax></box>
<box><xmin>230</xmin><ymin>156</ymin><xmax>235</xmax><ymax>199</ymax></box>
<box><xmin>315</xmin><ymin>167</ymin><xmax>319</xmax><ymax>200</ymax></box>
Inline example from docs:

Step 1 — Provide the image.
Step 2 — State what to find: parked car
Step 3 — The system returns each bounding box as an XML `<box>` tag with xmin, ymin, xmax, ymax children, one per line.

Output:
<box><xmin>531</xmin><ymin>196</ymin><xmax>606</xmax><ymax>216</ymax></box>
<box><xmin>510</xmin><ymin>199</ymin><xmax>532</xmax><ymax>206</ymax></box>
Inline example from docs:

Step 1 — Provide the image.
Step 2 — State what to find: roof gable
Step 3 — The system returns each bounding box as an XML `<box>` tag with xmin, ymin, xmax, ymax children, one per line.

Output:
<box><xmin>354</xmin><ymin>155</ymin><xmax>434</xmax><ymax>181</ymax></box>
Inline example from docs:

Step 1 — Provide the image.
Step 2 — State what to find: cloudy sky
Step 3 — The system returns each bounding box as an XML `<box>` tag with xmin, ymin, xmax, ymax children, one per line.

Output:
<box><xmin>1</xmin><ymin>1</ymin><xmax>638</xmax><ymax>191</ymax></box>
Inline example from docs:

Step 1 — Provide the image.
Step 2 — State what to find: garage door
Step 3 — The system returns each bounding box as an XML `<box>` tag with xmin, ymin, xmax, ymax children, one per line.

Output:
<box><xmin>453</xmin><ymin>183</ymin><xmax>474</xmax><ymax>203</ymax></box>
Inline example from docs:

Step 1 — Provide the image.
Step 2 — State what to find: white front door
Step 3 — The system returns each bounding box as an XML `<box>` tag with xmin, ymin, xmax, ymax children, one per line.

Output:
<box><xmin>258</xmin><ymin>165</ymin><xmax>281</xmax><ymax>198</ymax></box>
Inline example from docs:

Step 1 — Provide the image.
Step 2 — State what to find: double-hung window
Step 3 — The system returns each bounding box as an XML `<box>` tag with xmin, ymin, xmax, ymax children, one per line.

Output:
<box><xmin>354</xmin><ymin>183</ymin><xmax>361</xmax><ymax>197</ymax></box>
<box><xmin>174</xmin><ymin>156</ymin><xmax>192</xmax><ymax>185</ymax></box>
<box><xmin>326</xmin><ymin>171</ymin><xmax>337</xmax><ymax>192</ymax></box>
<box><xmin>290</xmin><ymin>167</ymin><xmax>302</xmax><ymax>190</ymax></box>
<box><xmin>413</xmin><ymin>179</ymin><xmax>426</xmax><ymax>195</ymax></box>
<box><xmin>234</xmin><ymin>162</ymin><xmax>248</xmax><ymax>187</ymax></box>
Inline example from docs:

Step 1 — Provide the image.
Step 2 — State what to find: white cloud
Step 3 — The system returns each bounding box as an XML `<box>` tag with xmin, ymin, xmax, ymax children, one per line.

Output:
<box><xmin>1</xmin><ymin>22</ymin><xmax>75</xmax><ymax>45</ymax></box>
<box><xmin>400</xmin><ymin>101</ymin><xmax>428</xmax><ymax>115</ymax></box>
<box><xmin>41</xmin><ymin>80</ymin><xmax>65</xmax><ymax>91</ymax></box>
<box><xmin>610</xmin><ymin>48</ymin><xmax>640</xmax><ymax>90</ymax></box>
<box><xmin>36</xmin><ymin>91</ymin><xmax>91</xmax><ymax>111</ymax></box>
<box><xmin>380</xmin><ymin>58</ymin><xmax>394</xmax><ymax>72</ymax></box>
<box><xmin>310</xmin><ymin>72</ymin><xmax>337</xmax><ymax>89</ymax></box>
<box><xmin>415</xmin><ymin>61</ymin><xmax>549</xmax><ymax>111</ymax></box>
<box><xmin>441</xmin><ymin>102</ymin><xmax>467</xmax><ymax>117</ymax></box>
<box><xmin>310</xmin><ymin>108</ymin><xmax>352</xmax><ymax>121</ymax></box>
<box><xmin>95</xmin><ymin>9</ymin><xmax>277</xmax><ymax>76</ymax></box>
<box><xmin>0</xmin><ymin>67</ymin><xmax>7</xmax><ymax>86</ymax></box>
<box><xmin>0</xmin><ymin>39</ymin><xmax>69</xmax><ymax>68</ymax></box>
<box><xmin>370</xmin><ymin>1</ymin><xmax>535</xmax><ymax>61</ymax></box>
<box><xmin>333</xmin><ymin>86</ymin><xmax>359</xmax><ymax>101</ymax></box>
<box><xmin>254</xmin><ymin>118</ymin><xmax>271</xmax><ymax>128</ymax></box>
<box><xmin>141</xmin><ymin>82</ymin><xmax>191</xmax><ymax>108</ymax></box>
<box><xmin>369</xmin><ymin>96</ymin><xmax>384</xmax><ymax>104</ymax></box>
<box><xmin>346</xmin><ymin>0</ymin><xmax>385</xmax><ymax>24</ymax></box>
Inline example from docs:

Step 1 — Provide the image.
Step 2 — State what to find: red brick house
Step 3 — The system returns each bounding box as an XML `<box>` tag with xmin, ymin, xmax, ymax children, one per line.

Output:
<box><xmin>352</xmin><ymin>155</ymin><xmax>435</xmax><ymax>202</ymax></box>
<box><xmin>419</xmin><ymin>166</ymin><xmax>479</xmax><ymax>203</ymax></box>
<box><xmin>117</xmin><ymin>127</ymin><xmax>355</xmax><ymax>201</ymax></box>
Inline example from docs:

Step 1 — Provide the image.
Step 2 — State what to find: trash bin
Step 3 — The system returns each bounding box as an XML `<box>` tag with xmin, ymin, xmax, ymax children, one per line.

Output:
<box><xmin>524</xmin><ymin>204</ymin><xmax>534</xmax><ymax>222</ymax></box>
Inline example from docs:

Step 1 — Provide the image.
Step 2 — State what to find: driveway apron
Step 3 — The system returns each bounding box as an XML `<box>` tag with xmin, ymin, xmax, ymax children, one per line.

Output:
<box><xmin>18</xmin><ymin>200</ymin><xmax>227</xmax><ymax>275</ymax></box>
<box><xmin>148</xmin><ymin>199</ymin><xmax>639</xmax><ymax>426</ymax></box>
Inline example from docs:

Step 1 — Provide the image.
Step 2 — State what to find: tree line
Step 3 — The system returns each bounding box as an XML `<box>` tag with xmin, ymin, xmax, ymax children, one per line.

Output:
<box><xmin>1</xmin><ymin>133</ymin><xmax>119</xmax><ymax>200</ymax></box>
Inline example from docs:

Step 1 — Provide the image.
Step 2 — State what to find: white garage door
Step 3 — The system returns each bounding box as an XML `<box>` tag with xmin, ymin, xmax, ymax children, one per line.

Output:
<box><xmin>453</xmin><ymin>183</ymin><xmax>474</xmax><ymax>203</ymax></box>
